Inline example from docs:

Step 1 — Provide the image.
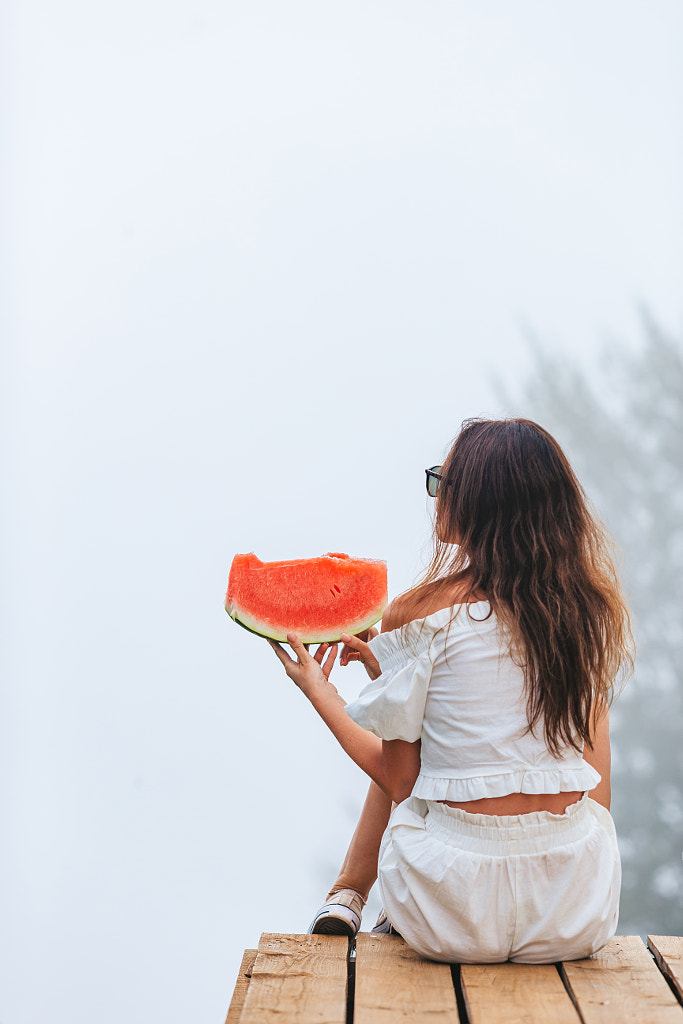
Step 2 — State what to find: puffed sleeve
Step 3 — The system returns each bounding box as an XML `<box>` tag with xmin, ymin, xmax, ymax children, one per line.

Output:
<box><xmin>344</xmin><ymin>627</ymin><xmax>434</xmax><ymax>742</ymax></box>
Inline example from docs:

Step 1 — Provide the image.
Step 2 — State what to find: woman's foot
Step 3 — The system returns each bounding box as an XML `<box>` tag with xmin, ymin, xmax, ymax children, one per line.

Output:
<box><xmin>307</xmin><ymin>888</ymin><xmax>365</xmax><ymax>937</ymax></box>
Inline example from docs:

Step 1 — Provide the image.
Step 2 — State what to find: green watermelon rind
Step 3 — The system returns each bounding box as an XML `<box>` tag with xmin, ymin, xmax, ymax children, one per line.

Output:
<box><xmin>226</xmin><ymin>605</ymin><xmax>385</xmax><ymax>644</ymax></box>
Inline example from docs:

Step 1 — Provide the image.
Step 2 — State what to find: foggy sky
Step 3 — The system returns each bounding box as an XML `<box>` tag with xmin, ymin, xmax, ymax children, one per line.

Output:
<box><xmin>2</xmin><ymin>3</ymin><xmax>682</xmax><ymax>1022</ymax></box>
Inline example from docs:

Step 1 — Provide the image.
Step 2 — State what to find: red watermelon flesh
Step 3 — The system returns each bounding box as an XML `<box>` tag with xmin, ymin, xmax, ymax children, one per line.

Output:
<box><xmin>225</xmin><ymin>552</ymin><xmax>388</xmax><ymax>643</ymax></box>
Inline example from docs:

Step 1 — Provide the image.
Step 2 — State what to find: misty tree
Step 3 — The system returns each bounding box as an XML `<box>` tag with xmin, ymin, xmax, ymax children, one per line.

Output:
<box><xmin>505</xmin><ymin>314</ymin><xmax>683</xmax><ymax>935</ymax></box>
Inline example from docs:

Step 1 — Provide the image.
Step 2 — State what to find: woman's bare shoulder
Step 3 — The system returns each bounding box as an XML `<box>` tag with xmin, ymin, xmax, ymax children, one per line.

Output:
<box><xmin>380</xmin><ymin>596</ymin><xmax>411</xmax><ymax>633</ymax></box>
<box><xmin>381</xmin><ymin>579</ymin><xmax>485</xmax><ymax>633</ymax></box>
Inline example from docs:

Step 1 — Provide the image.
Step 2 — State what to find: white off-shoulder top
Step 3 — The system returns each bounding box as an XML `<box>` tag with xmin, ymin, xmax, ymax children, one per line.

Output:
<box><xmin>344</xmin><ymin>602</ymin><xmax>601</xmax><ymax>802</ymax></box>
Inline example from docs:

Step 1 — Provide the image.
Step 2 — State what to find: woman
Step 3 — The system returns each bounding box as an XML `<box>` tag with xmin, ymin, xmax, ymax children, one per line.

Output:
<box><xmin>269</xmin><ymin>417</ymin><xmax>632</xmax><ymax>963</ymax></box>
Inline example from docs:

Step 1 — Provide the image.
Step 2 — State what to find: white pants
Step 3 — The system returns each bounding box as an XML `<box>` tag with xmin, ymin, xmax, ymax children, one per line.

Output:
<box><xmin>377</xmin><ymin>794</ymin><xmax>621</xmax><ymax>963</ymax></box>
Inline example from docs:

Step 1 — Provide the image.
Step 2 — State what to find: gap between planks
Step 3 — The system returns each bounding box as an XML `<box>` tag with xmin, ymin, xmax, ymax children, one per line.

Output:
<box><xmin>461</xmin><ymin>961</ymin><xmax>581</xmax><ymax>1024</ymax></box>
<box><xmin>648</xmin><ymin>936</ymin><xmax>683</xmax><ymax>1006</ymax></box>
<box><xmin>560</xmin><ymin>935</ymin><xmax>683</xmax><ymax>1024</ymax></box>
<box><xmin>226</xmin><ymin>934</ymin><xmax>683</xmax><ymax>1024</ymax></box>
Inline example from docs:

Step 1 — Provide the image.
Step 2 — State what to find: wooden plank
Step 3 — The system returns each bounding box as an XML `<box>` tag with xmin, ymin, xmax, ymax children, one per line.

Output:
<box><xmin>354</xmin><ymin>933</ymin><xmax>459</xmax><ymax>1023</ymax></box>
<box><xmin>561</xmin><ymin>935</ymin><xmax>683</xmax><ymax>1024</ymax></box>
<box><xmin>239</xmin><ymin>932</ymin><xmax>348</xmax><ymax>1024</ymax></box>
<box><xmin>225</xmin><ymin>948</ymin><xmax>258</xmax><ymax>1024</ymax></box>
<box><xmin>460</xmin><ymin>962</ymin><xmax>581</xmax><ymax>1024</ymax></box>
<box><xmin>649</xmin><ymin>936</ymin><xmax>683</xmax><ymax>1004</ymax></box>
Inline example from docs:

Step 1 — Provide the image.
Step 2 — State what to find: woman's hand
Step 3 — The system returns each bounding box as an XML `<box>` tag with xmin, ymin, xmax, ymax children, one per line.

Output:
<box><xmin>268</xmin><ymin>634</ymin><xmax>342</xmax><ymax>702</ymax></box>
<box><xmin>269</xmin><ymin>631</ymin><xmax>402</xmax><ymax>803</ymax></box>
<box><xmin>339</xmin><ymin>629</ymin><xmax>382</xmax><ymax>680</ymax></box>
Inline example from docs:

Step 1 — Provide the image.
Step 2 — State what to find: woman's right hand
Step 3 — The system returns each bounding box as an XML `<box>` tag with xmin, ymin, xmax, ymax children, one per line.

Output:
<box><xmin>339</xmin><ymin>628</ymin><xmax>382</xmax><ymax>680</ymax></box>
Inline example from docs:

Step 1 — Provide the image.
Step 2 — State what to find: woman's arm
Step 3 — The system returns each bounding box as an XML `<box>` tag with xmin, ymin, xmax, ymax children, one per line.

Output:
<box><xmin>583</xmin><ymin>700</ymin><xmax>611</xmax><ymax>810</ymax></box>
<box><xmin>269</xmin><ymin>634</ymin><xmax>420</xmax><ymax>803</ymax></box>
<box><xmin>381</xmin><ymin>737</ymin><xmax>422</xmax><ymax>803</ymax></box>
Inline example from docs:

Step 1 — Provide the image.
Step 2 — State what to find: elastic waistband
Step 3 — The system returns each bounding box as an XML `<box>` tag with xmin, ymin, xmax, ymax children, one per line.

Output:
<box><xmin>424</xmin><ymin>793</ymin><xmax>594</xmax><ymax>856</ymax></box>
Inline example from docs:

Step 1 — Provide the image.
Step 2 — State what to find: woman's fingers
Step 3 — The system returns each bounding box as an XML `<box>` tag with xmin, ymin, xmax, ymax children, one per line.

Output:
<box><xmin>340</xmin><ymin>634</ymin><xmax>367</xmax><ymax>666</ymax></box>
<box><xmin>340</xmin><ymin>645</ymin><xmax>360</xmax><ymax>667</ymax></box>
<box><xmin>268</xmin><ymin>639</ymin><xmax>294</xmax><ymax>665</ymax></box>
<box><xmin>268</xmin><ymin>639</ymin><xmax>301</xmax><ymax>682</ymax></box>
<box><xmin>340</xmin><ymin>632</ymin><xmax>382</xmax><ymax>679</ymax></box>
<box><xmin>286</xmin><ymin>633</ymin><xmax>312</xmax><ymax>663</ymax></box>
<box><xmin>269</xmin><ymin>633</ymin><xmax>339</xmax><ymax>698</ymax></box>
<box><xmin>313</xmin><ymin>642</ymin><xmax>330</xmax><ymax>664</ymax></box>
<box><xmin>340</xmin><ymin>632</ymin><xmax>372</xmax><ymax>655</ymax></box>
<box><xmin>302</xmin><ymin>640</ymin><xmax>340</xmax><ymax>678</ymax></box>
<box><xmin>269</xmin><ymin>634</ymin><xmax>313</xmax><ymax>677</ymax></box>
<box><xmin>321</xmin><ymin>643</ymin><xmax>338</xmax><ymax>679</ymax></box>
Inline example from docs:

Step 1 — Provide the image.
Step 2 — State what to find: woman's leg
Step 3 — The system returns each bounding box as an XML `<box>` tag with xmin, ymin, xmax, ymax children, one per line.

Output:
<box><xmin>328</xmin><ymin>781</ymin><xmax>392</xmax><ymax>900</ymax></box>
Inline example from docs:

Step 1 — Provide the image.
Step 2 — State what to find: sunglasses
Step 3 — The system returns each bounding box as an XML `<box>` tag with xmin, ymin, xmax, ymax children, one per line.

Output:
<box><xmin>425</xmin><ymin>465</ymin><xmax>443</xmax><ymax>497</ymax></box>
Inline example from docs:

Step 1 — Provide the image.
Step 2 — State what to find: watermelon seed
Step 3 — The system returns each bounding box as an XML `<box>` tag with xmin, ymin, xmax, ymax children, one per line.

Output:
<box><xmin>334</xmin><ymin>585</ymin><xmax>342</xmax><ymax>594</ymax></box>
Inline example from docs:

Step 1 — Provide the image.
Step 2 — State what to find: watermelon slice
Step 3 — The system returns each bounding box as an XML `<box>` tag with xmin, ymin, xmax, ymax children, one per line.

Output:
<box><xmin>225</xmin><ymin>552</ymin><xmax>388</xmax><ymax>643</ymax></box>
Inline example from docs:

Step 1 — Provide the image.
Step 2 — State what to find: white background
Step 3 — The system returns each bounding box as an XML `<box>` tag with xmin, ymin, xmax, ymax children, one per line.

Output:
<box><xmin>2</xmin><ymin>3</ymin><xmax>682</xmax><ymax>1022</ymax></box>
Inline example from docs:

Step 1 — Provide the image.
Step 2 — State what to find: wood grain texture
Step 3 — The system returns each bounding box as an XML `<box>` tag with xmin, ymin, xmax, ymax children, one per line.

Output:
<box><xmin>354</xmin><ymin>933</ymin><xmax>459</xmax><ymax>1023</ymax></box>
<box><xmin>461</xmin><ymin>962</ymin><xmax>580</xmax><ymax>1024</ymax></box>
<box><xmin>649</xmin><ymin>936</ymin><xmax>683</xmax><ymax>1004</ymax></box>
<box><xmin>561</xmin><ymin>935</ymin><xmax>683</xmax><ymax>1024</ymax></box>
<box><xmin>239</xmin><ymin>933</ymin><xmax>348</xmax><ymax>1024</ymax></box>
<box><xmin>225</xmin><ymin>948</ymin><xmax>258</xmax><ymax>1024</ymax></box>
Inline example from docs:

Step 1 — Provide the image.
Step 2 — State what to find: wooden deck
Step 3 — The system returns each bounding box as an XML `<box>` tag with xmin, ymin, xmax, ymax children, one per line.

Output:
<box><xmin>226</xmin><ymin>933</ymin><xmax>683</xmax><ymax>1023</ymax></box>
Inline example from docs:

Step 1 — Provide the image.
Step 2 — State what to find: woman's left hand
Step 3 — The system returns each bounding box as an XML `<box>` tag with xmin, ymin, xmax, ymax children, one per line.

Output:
<box><xmin>268</xmin><ymin>634</ymin><xmax>342</xmax><ymax>703</ymax></box>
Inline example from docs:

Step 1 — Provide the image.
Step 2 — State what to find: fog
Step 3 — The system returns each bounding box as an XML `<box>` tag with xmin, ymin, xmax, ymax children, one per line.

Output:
<box><xmin>2</xmin><ymin>3</ymin><xmax>682</xmax><ymax>1022</ymax></box>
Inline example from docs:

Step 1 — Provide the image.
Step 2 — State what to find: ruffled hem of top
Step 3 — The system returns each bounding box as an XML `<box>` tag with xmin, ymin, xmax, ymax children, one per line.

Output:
<box><xmin>412</xmin><ymin>764</ymin><xmax>601</xmax><ymax>802</ymax></box>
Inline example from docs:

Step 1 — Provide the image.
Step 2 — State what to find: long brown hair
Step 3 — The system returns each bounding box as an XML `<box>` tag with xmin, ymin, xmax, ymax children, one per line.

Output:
<box><xmin>402</xmin><ymin>418</ymin><xmax>633</xmax><ymax>755</ymax></box>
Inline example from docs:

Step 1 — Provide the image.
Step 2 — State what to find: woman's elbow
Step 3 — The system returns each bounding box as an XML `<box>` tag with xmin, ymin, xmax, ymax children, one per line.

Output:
<box><xmin>589</xmin><ymin>778</ymin><xmax>611</xmax><ymax>811</ymax></box>
<box><xmin>380</xmin><ymin>738</ymin><xmax>421</xmax><ymax>804</ymax></box>
<box><xmin>387</xmin><ymin>773</ymin><xmax>418</xmax><ymax>804</ymax></box>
